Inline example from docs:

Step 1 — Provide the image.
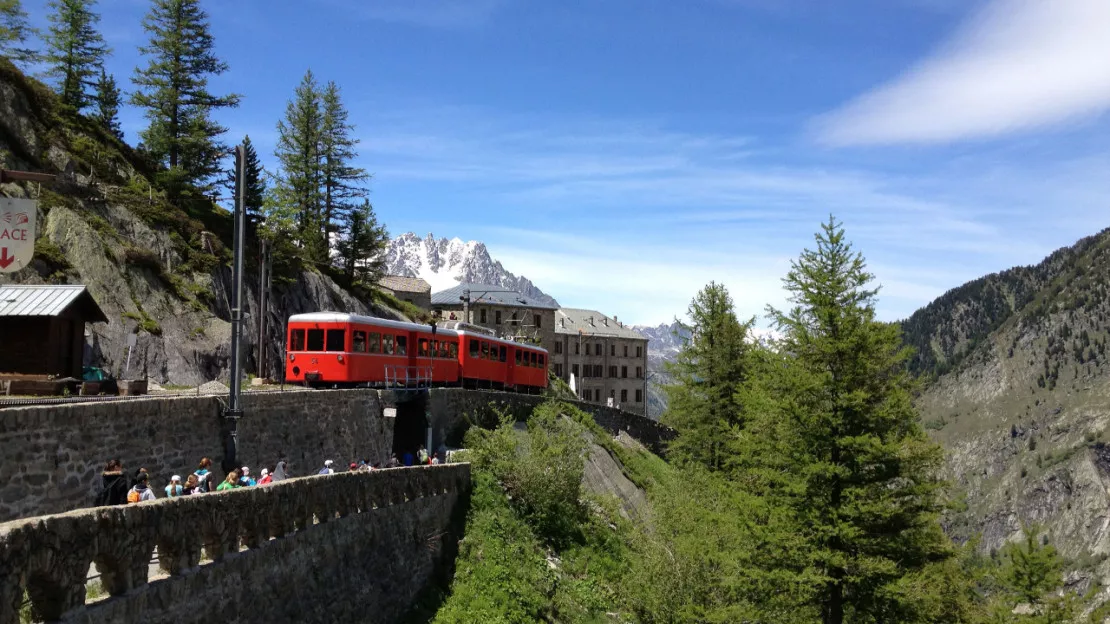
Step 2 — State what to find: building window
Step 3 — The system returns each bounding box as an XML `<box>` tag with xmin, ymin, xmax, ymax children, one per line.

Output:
<box><xmin>636</xmin><ymin>389</ymin><xmax>643</xmax><ymax>403</ymax></box>
<box><xmin>555</xmin><ymin>363</ymin><xmax>563</xmax><ymax>377</ymax></box>
<box><xmin>610</xmin><ymin>344</ymin><xmax>615</xmax><ymax>356</ymax></box>
<box><xmin>572</xmin><ymin>364</ymin><xmax>579</xmax><ymax>377</ymax></box>
<box><xmin>636</xmin><ymin>366</ymin><xmax>643</xmax><ymax>378</ymax></box>
<box><xmin>594</xmin><ymin>343</ymin><xmax>602</xmax><ymax>356</ymax></box>
<box><xmin>555</xmin><ymin>342</ymin><xmax>563</xmax><ymax>354</ymax></box>
<box><xmin>534</xmin><ymin>314</ymin><xmax>541</xmax><ymax>329</ymax></box>
<box><xmin>610</xmin><ymin>389</ymin><xmax>615</xmax><ymax>399</ymax></box>
<box><xmin>621</xmin><ymin>366</ymin><xmax>628</xmax><ymax>378</ymax></box>
<box><xmin>624</xmin><ymin>345</ymin><xmax>628</xmax><ymax>357</ymax></box>
<box><xmin>621</xmin><ymin>389</ymin><xmax>628</xmax><ymax>402</ymax></box>
<box><xmin>480</xmin><ymin>309</ymin><xmax>487</xmax><ymax>324</ymax></box>
<box><xmin>575</xmin><ymin>342</ymin><xmax>580</xmax><ymax>355</ymax></box>
<box><xmin>609</xmin><ymin>366</ymin><xmax>617</xmax><ymax>378</ymax></box>
<box><xmin>636</xmin><ymin>345</ymin><xmax>643</xmax><ymax>358</ymax></box>
<box><xmin>595</xmin><ymin>365</ymin><xmax>603</xmax><ymax>377</ymax></box>
<box><xmin>495</xmin><ymin>310</ymin><xmax>502</xmax><ymax>325</ymax></box>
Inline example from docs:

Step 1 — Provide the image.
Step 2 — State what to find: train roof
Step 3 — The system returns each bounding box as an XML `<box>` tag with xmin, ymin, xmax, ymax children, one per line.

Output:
<box><xmin>286</xmin><ymin>312</ymin><xmax>547</xmax><ymax>352</ymax></box>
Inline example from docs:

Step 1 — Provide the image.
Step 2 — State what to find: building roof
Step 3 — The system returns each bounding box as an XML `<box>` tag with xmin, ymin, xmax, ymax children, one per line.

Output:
<box><xmin>431</xmin><ymin>283</ymin><xmax>558</xmax><ymax>310</ymax></box>
<box><xmin>0</xmin><ymin>285</ymin><xmax>109</xmax><ymax>323</ymax></box>
<box><xmin>376</xmin><ymin>275</ymin><xmax>431</xmax><ymax>294</ymax></box>
<box><xmin>555</xmin><ymin>308</ymin><xmax>646</xmax><ymax>340</ymax></box>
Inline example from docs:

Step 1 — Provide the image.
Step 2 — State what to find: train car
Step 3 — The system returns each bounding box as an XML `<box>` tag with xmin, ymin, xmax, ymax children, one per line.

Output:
<box><xmin>284</xmin><ymin>312</ymin><xmax>548</xmax><ymax>393</ymax></box>
<box><xmin>285</xmin><ymin>313</ymin><xmax>460</xmax><ymax>387</ymax></box>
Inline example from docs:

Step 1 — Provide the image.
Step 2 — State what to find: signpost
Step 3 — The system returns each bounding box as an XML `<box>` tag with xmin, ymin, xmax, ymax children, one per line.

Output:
<box><xmin>0</xmin><ymin>198</ymin><xmax>36</xmax><ymax>273</ymax></box>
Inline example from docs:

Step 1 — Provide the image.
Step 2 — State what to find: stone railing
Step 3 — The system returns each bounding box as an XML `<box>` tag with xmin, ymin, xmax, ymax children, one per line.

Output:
<box><xmin>0</xmin><ymin>464</ymin><xmax>470</xmax><ymax>624</ymax></box>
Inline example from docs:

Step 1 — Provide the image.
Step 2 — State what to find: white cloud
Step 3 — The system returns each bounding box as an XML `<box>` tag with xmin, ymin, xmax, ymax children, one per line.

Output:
<box><xmin>815</xmin><ymin>0</ymin><xmax>1110</xmax><ymax>145</ymax></box>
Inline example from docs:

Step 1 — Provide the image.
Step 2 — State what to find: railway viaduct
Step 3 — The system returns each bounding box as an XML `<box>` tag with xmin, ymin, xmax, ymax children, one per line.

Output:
<box><xmin>0</xmin><ymin>388</ymin><xmax>674</xmax><ymax>623</ymax></box>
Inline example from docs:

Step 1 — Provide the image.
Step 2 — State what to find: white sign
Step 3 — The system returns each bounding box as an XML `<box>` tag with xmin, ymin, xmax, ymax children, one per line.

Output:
<box><xmin>0</xmin><ymin>198</ymin><xmax>36</xmax><ymax>273</ymax></box>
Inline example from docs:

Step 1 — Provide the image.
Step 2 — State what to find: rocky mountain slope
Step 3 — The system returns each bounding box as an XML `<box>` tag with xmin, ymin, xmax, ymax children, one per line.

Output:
<box><xmin>383</xmin><ymin>232</ymin><xmax>558</xmax><ymax>307</ymax></box>
<box><xmin>910</xmin><ymin>226</ymin><xmax>1110</xmax><ymax>587</ymax></box>
<box><xmin>0</xmin><ymin>61</ymin><xmax>406</xmax><ymax>385</ymax></box>
<box><xmin>633</xmin><ymin>321</ymin><xmax>689</xmax><ymax>419</ymax></box>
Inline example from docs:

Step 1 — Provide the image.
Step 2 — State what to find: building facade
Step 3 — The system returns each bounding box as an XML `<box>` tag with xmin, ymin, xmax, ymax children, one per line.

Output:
<box><xmin>430</xmin><ymin>283</ymin><xmax>557</xmax><ymax>348</ymax></box>
<box><xmin>552</xmin><ymin>308</ymin><xmax>648</xmax><ymax>415</ymax></box>
<box><xmin>376</xmin><ymin>275</ymin><xmax>432</xmax><ymax>310</ymax></box>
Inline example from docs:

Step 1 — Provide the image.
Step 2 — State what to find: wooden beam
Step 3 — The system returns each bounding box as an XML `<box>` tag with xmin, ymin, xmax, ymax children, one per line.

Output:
<box><xmin>0</xmin><ymin>169</ymin><xmax>57</xmax><ymax>184</ymax></box>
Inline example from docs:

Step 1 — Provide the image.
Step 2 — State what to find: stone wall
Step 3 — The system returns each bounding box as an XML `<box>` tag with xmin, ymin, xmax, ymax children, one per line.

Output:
<box><xmin>0</xmin><ymin>464</ymin><xmax>469</xmax><ymax>624</ymax></box>
<box><xmin>0</xmin><ymin>389</ymin><xmax>394</xmax><ymax>522</ymax></box>
<box><xmin>425</xmin><ymin>388</ymin><xmax>675</xmax><ymax>456</ymax></box>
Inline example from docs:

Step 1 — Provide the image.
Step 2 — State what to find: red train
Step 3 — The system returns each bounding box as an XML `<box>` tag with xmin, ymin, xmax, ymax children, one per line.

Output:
<box><xmin>284</xmin><ymin>313</ymin><xmax>549</xmax><ymax>392</ymax></box>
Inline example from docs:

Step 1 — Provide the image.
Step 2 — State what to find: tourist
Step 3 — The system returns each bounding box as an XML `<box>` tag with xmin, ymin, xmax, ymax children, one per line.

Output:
<box><xmin>431</xmin><ymin>455</ymin><xmax>440</xmax><ymax>465</ymax></box>
<box><xmin>348</xmin><ymin>462</ymin><xmax>358</xmax><ymax>472</ymax></box>
<box><xmin>216</xmin><ymin>471</ymin><xmax>241</xmax><ymax>491</ymax></box>
<box><xmin>126</xmin><ymin>473</ymin><xmax>156</xmax><ymax>503</ymax></box>
<box><xmin>239</xmin><ymin>467</ymin><xmax>256</xmax><ymax>487</ymax></box>
<box><xmin>194</xmin><ymin>457</ymin><xmax>214</xmax><ymax>493</ymax></box>
<box><xmin>417</xmin><ymin>444</ymin><xmax>429</xmax><ymax>465</ymax></box>
<box><xmin>388</xmin><ymin>453</ymin><xmax>400</xmax><ymax>468</ymax></box>
<box><xmin>164</xmin><ymin>475</ymin><xmax>184</xmax><ymax>498</ymax></box>
<box><xmin>97</xmin><ymin>459</ymin><xmax>128</xmax><ymax>506</ymax></box>
<box><xmin>273</xmin><ymin>460</ymin><xmax>289</xmax><ymax>482</ymax></box>
<box><xmin>318</xmin><ymin>459</ymin><xmax>335</xmax><ymax>475</ymax></box>
<box><xmin>182</xmin><ymin>474</ymin><xmax>200</xmax><ymax>495</ymax></box>
<box><xmin>402</xmin><ymin>450</ymin><xmax>414</xmax><ymax>467</ymax></box>
<box><xmin>258</xmin><ymin>468</ymin><xmax>273</xmax><ymax>485</ymax></box>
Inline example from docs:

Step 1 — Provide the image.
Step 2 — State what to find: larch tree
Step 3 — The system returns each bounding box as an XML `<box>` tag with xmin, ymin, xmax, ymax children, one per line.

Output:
<box><xmin>275</xmin><ymin>69</ymin><xmax>325</xmax><ymax>261</ymax></box>
<box><xmin>320</xmin><ymin>80</ymin><xmax>368</xmax><ymax>241</ymax></box>
<box><xmin>44</xmin><ymin>0</ymin><xmax>109</xmax><ymax>110</ymax></box>
<box><xmin>336</xmin><ymin>199</ymin><xmax>387</xmax><ymax>285</ymax></box>
<box><xmin>662</xmin><ymin>282</ymin><xmax>753</xmax><ymax>471</ymax></box>
<box><xmin>226</xmin><ymin>135</ymin><xmax>266</xmax><ymax>228</ymax></box>
<box><xmin>131</xmin><ymin>0</ymin><xmax>239</xmax><ymax>193</ymax></box>
<box><xmin>0</xmin><ymin>0</ymin><xmax>35</xmax><ymax>64</ymax></box>
<box><xmin>93</xmin><ymin>68</ymin><xmax>122</xmax><ymax>139</ymax></box>
<box><xmin>766</xmin><ymin>216</ymin><xmax>948</xmax><ymax>624</ymax></box>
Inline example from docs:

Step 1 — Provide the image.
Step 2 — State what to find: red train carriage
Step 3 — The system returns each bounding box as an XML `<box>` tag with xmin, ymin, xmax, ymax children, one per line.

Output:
<box><xmin>284</xmin><ymin>313</ymin><xmax>548</xmax><ymax>393</ymax></box>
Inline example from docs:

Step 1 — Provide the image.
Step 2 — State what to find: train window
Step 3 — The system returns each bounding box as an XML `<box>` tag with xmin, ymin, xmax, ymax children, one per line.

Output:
<box><xmin>539</xmin><ymin>354</ymin><xmax>545</xmax><ymax>367</ymax></box>
<box><xmin>326</xmin><ymin>329</ymin><xmax>345</xmax><ymax>352</ymax></box>
<box><xmin>439</xmin><ymin>341</ymin><xmax>448</xmax><ymax>358</ymax></box>
<box><xmin>396</xmin><ymin>336</ymin><xmax>407</xmax><ymax>356</ymax></box>
<box><xmin>290</xmin><ymin>329</ymin><xmax>305</xmax><ymax>351</ymax></box>
<box><xmin>307</xmin><ymin>329</ymin><xmax>324</xmax><ymax>351</ymax></box>
<box><xmin>384</xmin><ymin>334</ymin><xmax>395</xmax><ymax>355</ymax></box>
<box><xmin>419</xmin><ymin>339</ymin><xmax>429</xmax><ymax>357</ymax></box>
<box><xmin>353</xmin><ymin>331</ymin><xmax>366</xmax><ymax>353</ymax></box>
<box><xmin>531</xmin><ymin>352</ymin><xmax>538</xmax><ymax>367</ymax></box>
<box><xmin>481</xmin><ymin>341</ymin><xmax>490</xmax><ymax>360</ymax></box>
<box><xmin>450</xmin><ymin>343</ymin><xmax>458</xmax><ymax>359</ymax></box>
<box><xmin>499</xmin><ymin>346</ymin><xmax>506</xmax><ymax>362</ymax></box>
<box><xmin>469</xmin><ymin>340</ymin><xmax>478</xmax><ymax>357</ymax></box>
<box><xmin>515</xmin><ymin>351</ymin><xmax>522</xmax><ymax>365</ymax></box>
<box><xmin>369</xmin><ymin>332</ymin><xmax>381</xmax><ymax>353</ymax></box>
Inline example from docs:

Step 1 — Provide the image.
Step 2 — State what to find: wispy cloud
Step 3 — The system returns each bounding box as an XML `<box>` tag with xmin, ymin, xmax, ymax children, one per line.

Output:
<box><xmin>815</xmin><ymin>0</ymin><xmax>1110</xmax><ymax>145</ymax></box>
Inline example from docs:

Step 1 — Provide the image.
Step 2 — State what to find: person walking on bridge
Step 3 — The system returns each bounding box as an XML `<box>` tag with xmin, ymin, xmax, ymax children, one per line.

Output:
<box><xmin>318</xmin><ymin>459</ymin><xmax>335</xmax><ymax>475</ymax></box>
<box><xmin>217</xmin><ymin>471</ymin><xmax>241</xmax><ymax>492</ymax></box>
<box><xmin>96</xmin><ymin>459</ymin><xmax>128</xmax><ymax>506</ymax></box>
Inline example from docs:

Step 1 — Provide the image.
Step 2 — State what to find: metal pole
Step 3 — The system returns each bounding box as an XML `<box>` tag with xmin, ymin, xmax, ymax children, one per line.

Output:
<box><xmin>257</xmin><ymin>238</ymin><xmax>268</xmax><ymax>380</ymax></box>
<box><xmin>223</xmin><ymin>145</ymin><xmax>247</xmax><ymax>474</ymax></box>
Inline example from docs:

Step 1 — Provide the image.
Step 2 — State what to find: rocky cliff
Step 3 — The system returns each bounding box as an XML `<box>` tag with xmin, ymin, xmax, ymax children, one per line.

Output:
<box><xmin>911</xmin><ymin>226</ymin><xmax>1110</xmax><ymax>586</ymax></box>
<box><xmin>0</xmin><ymin>60</ymin><xmax>406</xmax><ymax>385</ymax></box>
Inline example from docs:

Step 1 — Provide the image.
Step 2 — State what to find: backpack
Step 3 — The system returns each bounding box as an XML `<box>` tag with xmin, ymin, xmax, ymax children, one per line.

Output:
<box><xmin>126</xmin><ymin>487</ymin><xmax>141</xmax><ymax>504</ymax></box>
<box><xmin>194</xmin><ymin>471</ymin><xmax>210</xmax><ymax>493</ymax></box>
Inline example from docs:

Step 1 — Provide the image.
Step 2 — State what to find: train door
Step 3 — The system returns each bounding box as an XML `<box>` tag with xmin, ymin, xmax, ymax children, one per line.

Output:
<box><xmin>506</xmin><ymin>345</ymin><xmax>517</xmax><ymax>389</ymax></box>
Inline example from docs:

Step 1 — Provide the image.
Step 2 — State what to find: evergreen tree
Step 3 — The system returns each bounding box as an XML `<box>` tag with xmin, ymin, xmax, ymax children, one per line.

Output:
<box><xmin>275</xmin><ymin>69</ymin><xmax>326</xmax><ymax>261</ymax></box>
<box><xmin>320</xmin><ymin>80</ymin><xmax>368</xmax><ymax>241</ymax></box>
<box><xmin>131</xmin><ymin>0</ymin><xmax>239</xmax><ymax>193</ymax></box>
<box><xmin>93</xmin><ymin>68</ymin><xmax>122</xmax><ymax>139</ymax></box>
<box><xmin>766</xmin><ymin>217</ymin><xmax>948</xmax><ymax>624</ymax></box>
<box><xmin>226</xmin><ymin>135</ymin><xmax>266</xmax><ymax>227</ymax></box>
<box><xmin>662</xmin><ymin>282</ymin><xmax>752</xmax><ymax>470</ymax></box>
<box><xmin>44</xmin><ymin>0</ymin><xmax>109</xmax><ymax>110</ymax></box>
<box><xmin>997</xmin><ymin>526</ymin><xmax>1072</xmax><ymax>619</ymax></box>
<box><xmin>0</xmin><ymin>0</ymin><xmax>35</xmax><ymax>64</ymax></box>
<box><xmin>336</xmin><ymin>199</ymin><xmax>387</xmax><ymax>284</ymax></box>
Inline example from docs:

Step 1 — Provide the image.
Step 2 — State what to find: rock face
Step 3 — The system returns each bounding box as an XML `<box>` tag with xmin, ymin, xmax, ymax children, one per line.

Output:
<box><xmin>384</xmin><ymin>232</ymin><xmax>558</xmax><ymax>307</ymax></box>
<box><xmin>632</xmin><ymin>321</ymin><xmax>689</xmax><ymax>419</ymax></box>
<box><xmin>912</xmin><ymin>227</ymin><xmax>1110</xmax><ymax>586</ymax></box>
<box><xmin>0</xmin><ymin>60</ymin><xmax>407</xmax><ymax>385</ymax></box>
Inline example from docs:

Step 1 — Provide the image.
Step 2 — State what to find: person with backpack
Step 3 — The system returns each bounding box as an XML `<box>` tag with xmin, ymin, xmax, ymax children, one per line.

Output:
<box><xmin>318</xmin><ymin>460</ymin><xmax>334</xmax><ymax>475</ymax></box>
<box><xmin>417</xmin><ymin>444</ymin><xmax>429</xmax><ymax>465</ymax></box>
<box><xmin>216</xmin><ymin>471</ymin><xmax>241</xmax><ymax>492</ymax></box>
<box><xmin>164</xmin><ymin>475</ymin><xmax>184</xmax><ymax>498</ymax></box>
<box><xmin>96</xmin><ymin>459</ymin><xmax>128</xmax><ymax>506</ymax></box>
<box><xmin>127</xmin><ymin>472</ymin><xmax>156</xmax><ymax>503</ymax></box>
<box><xmin>182</xmin><ymin>474</ymin><xmax>200</xmax><ymax>495</ymax></box>
<box><xmin>257</xmin><ymin>468</ymin><xmax>273</xmax><ymax>485</ymax></box>
<box><xmin>193</xmin><ymin>457</ymin><xmax>213</xmax><ymax>493</ymax></box>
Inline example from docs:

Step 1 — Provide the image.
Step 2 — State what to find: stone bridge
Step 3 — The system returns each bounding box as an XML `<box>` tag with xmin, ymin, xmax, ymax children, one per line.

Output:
<box><xmin>0</xmin><ymin>464</ymin><xmax>469</xmax><ymax>624</ymax></box>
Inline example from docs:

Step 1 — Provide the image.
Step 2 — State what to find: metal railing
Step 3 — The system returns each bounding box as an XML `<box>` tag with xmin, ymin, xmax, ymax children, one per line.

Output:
<box><xmin>383</xmin><ymin>366</ymin><xmax>434</xmax><ymax>389</ymax></box>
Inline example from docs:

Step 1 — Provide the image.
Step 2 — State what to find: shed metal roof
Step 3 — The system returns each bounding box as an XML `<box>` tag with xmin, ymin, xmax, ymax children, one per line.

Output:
<box><xmin>0</xmin><ymin>285</ymin><xmax>109</xmax><ymax>323</ymax></box>
<box><xmin>555</xmin><ymin>308</ymin><xmax>646</xmax><ymax>340</ymax></box>
<box><xmin>431</xmin><ymin>283</ymin><xmax>558</xmax><ymax>310</ymax></box>
<box><xmin>377</xmin><ymin>275</ymin><xmax>431</xmax><ymax>294</ymax></box>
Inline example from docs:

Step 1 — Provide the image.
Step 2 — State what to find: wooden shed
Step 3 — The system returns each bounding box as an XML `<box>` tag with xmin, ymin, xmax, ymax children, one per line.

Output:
<box><xmin>0</xmin><ymin>285</ymin><xmax>109</xmax><ymax>379</ymax></box>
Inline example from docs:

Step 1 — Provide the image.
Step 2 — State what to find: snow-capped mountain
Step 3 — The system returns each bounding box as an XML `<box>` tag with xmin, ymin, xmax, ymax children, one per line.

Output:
<box><xmin>383</xmin><ymin>233</ymin><xmax>559</xmax><ymax>307</ymax></box>
<box><xmin>631</xmin><ymin>321</ymin><xmax>689</xmax><ymax>420</ymax></box>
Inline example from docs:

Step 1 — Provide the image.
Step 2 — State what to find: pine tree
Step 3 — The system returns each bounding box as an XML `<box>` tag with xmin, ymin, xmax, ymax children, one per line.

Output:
<box><xmin>320</xmin><ymin>80</ymin><xmax>368</xmax><ymax>242</ymax></box>
<box><xmin>662</xmin><ymin>282</ymin><xmax>752</xmax><ymax>471</ymax></box>
<box><xmin>0</xmin><ymin>0</ymin><xmax>35</xmax><ymax>64</ymax></box>
<box><xmin>275</xmin><ymin>69</ymin><xmax>326</xmax><ymax>261</ymax></box>
<box><xmin>93</xmin><ymin>68</ymin><xmax>122</xmax><ymax>139</ymax></box>
<box><xmin>226</xmin><ymin>135</ymin><xmax>266</xmax><ymax>228</ymax></box>
<box><xmin>336</xmin><ymin>199</ymin><xmax>387</xmax><ymax>285</ymax></box>
<box><xmin>990</xmin><ymin>525</ymin><xmax>1076</xmax><ymax>622</ymax></box>
<box><xmin>44</xmin><ymin>0</ymin><xmax>109</xmax><ymax>110</ymax></box>
<box><xmin>131</xmin><ymin>0</ymin><xmax>239</xmax><ymax>193</ymax></box>
<box><xmin>766</xmin><ymin>217</ymin><xmax>948</xmax><ymax>624</ymax></box>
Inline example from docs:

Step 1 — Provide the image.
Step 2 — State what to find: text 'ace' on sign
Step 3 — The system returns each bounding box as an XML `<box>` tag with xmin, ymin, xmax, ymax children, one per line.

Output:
<box><xmin>0</xmin><ymin>198</ymin><xmax>37</xmax><ymax>273</ymax></box>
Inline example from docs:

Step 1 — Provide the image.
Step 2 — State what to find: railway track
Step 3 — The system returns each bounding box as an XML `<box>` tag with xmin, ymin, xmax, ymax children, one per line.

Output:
<box><xmin>0</xmin><ymin>387</ymin><xmax>300</xmax><ymax>409</ymax></box>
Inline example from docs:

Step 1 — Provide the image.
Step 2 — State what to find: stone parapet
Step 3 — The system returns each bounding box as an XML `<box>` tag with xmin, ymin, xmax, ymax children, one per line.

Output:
<box><xmin>0</xmin><ymin>464</ymin><xmax>470</xmax><ymax>624</ymax></box>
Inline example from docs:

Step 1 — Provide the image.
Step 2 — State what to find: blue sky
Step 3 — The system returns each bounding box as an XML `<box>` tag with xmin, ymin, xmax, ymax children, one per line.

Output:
<box><xmin>24</xmin><ymin>0</ymin><xmax>1110</xmax><ymax>326</ymax></box>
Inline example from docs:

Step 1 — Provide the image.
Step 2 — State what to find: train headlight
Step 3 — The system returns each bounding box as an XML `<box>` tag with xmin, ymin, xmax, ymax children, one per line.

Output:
<box><xmin>289</xmin><ymin>354</ymin><xmax>295</xmax><ymax>362</ymax></box>
<box><xmin>337</xmin><ymin>354</ymin><xmax>345</xmax><ymax>364</ymax></box>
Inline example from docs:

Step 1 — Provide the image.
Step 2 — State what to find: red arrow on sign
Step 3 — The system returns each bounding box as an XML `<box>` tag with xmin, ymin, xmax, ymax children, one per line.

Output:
<box><xmin>0</xmin><ymin>247</ymin><xmax>13</xmax><ymax>269</ymax></box>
